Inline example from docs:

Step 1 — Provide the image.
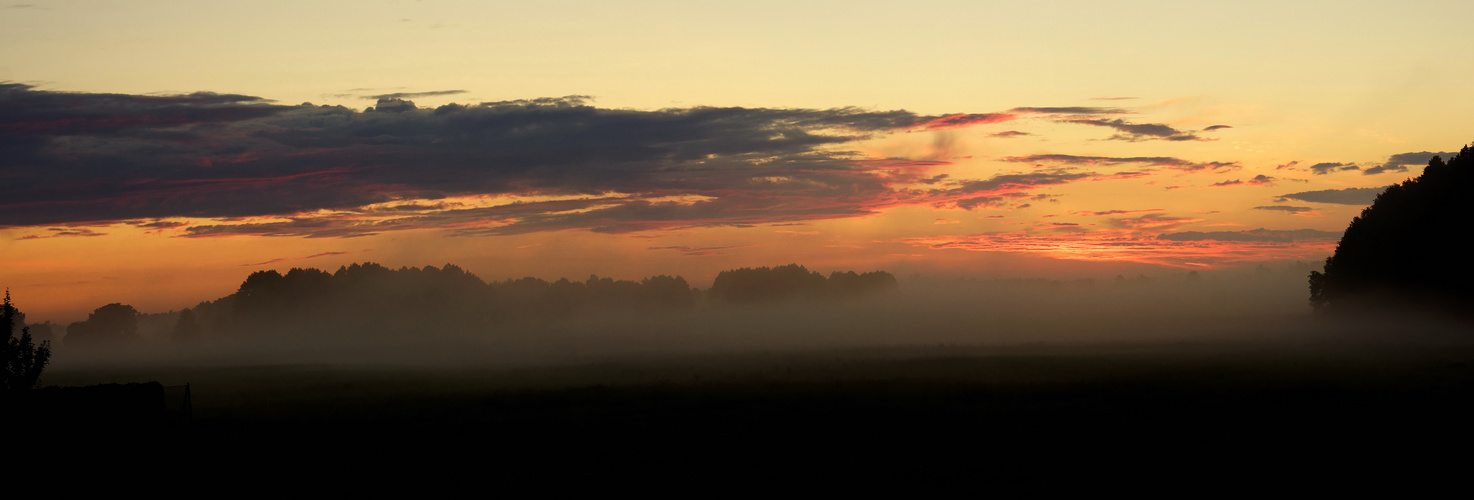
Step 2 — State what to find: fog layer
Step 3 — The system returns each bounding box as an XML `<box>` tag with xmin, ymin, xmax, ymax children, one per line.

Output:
<box><xmin>41</xmin><ymin>261</ymin><xmax>1464</xmax><ymax>373</ymax></box>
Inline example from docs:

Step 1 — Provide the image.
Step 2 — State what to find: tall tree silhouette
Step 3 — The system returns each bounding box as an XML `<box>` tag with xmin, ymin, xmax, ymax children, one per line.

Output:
<box><xmin>1310</xmin><ymin>143</ymin><xmax>1474</xmax><ymax>315</ymax></box>
<box><xmin>2</xmin><ymin>291</ymin><xmax>52</xmax><ymax>390</ymax></box>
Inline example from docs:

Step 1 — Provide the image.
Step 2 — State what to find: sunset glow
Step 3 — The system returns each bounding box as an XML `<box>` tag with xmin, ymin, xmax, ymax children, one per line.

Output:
<box><xmin>3</xmin><ymin>1</ymin><xmax>1472</xmax><ymax>322</ymax></box>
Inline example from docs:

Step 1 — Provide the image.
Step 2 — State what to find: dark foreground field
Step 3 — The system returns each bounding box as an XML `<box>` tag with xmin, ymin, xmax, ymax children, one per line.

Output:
<box><xmin>33</xmin><ymin>326</ymin><xmax>1474</xmax><ymax>484</ymax></box>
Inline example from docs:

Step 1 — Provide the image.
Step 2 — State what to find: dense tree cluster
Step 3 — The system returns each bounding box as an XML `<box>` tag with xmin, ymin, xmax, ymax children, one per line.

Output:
<box><xmin>1309</xmin><ymin>144</ymin><xmax>1474</xmax><ymax>316</ymax></box>
<box><xmin>709</xmin><ymin>264</ymin><xmax>898</xmax><ymax>303</ymax></box>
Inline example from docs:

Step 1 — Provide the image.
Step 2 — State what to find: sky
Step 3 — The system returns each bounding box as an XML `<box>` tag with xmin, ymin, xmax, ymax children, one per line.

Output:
<box><xmin>3</xmin><ymin>0</ymin><xmax>1473</xmax><ymax>322</ymax></box>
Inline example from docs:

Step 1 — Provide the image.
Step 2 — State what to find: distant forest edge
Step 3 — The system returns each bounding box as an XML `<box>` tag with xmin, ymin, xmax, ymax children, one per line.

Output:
<box><xmin>50</xmin><ymin>263</ymin><xmax>899</xmax><ymax>346</ymax></box>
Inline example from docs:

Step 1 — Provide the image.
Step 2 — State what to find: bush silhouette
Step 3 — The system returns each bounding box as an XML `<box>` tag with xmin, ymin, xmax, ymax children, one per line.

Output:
<box><xmin>1309</xmin><ymin>143</ymin><xmax>1474</xmax><ymax>315</ymax></box>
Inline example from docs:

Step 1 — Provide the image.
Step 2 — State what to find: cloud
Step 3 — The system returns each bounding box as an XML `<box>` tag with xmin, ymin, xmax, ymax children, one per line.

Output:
<box><xmin>910</xmin><ymin>113</ymin><xmax>1017</xmax><ymax>130</ymax></box>
<box><xmin>15</xmin><ymin>227</ymin><xmax>107</xmax><ymax>239</ymax></box>
<box><xmin>1253</xmin><ymin>205</ymin><xmax>1316</xmax><ymax>215</ymax></box>
<box><xmin>988</xmin><ymin>130</ymin><xmax>1032</xmax><ymax>138</ymax></box>
<box><xmin>1273</xmin><ymin>186</ymin><xmax>1387</xmax><ymax>205</ymax></box>
<box><xmin>917</xmin><ymin>174</ymin><xmax>950</xmax><ymax>185</ymax></box>
<box><xmin>364</xmin><ymin>90</ymin><xmax>468</xmax><ymax>100</ymax></box>
<box><xmin>1361</xmin><ymin>165</ymin><xmax>1407</xmax><ymax>176</ymax></box>
<box><xmin>1276</xmin><ymin>161</ymin><xmax>1300</xmax><ymax>171</ymax></box>
<box><xmin>128</xmin><ymin>220</ymin><xmax>188</xmax><ymax>230</ymax></box>
<box><xmin>1059</xmin><ymin>118</ymin><xmax>1209</xmax><ymax>142</ymax></box>
<box><xmin>243</xmin><ymin>251</ymin><xmax>352</xmax><ymax>266</ymax></box>
<box><xmin>1156</xmin><ymin>228</ymin><xmax>1341</xmax><ymax>243</ymax></box>
<box><xmin>4</xmin><ymin>84</ymin><xmax>1074</xmax><ymax>236</ymax></box>
<box><xmin>1108</xmin><ymin>214</ymin><xmax>1202</xmax><ymax>230</ymax></box>
<box><xmin>1364</xmin><ymin>151</ymin><xmax>1457</xmax><ymax>175</ymax></box>
<box><xmin>1072</xmin><ymin>209</ymin><xmax>1164</xmax><ymax>216</ymax></box>
<box><xmin>647</xmin><ymin>245</ymin><xmax>753</xmax><ymax>257</ymax></box>
<box><xmin>1002</xmin><ymin>154</ymin><xmax>1239</xmax><ymax>173</ymax></box>
<box><xmin>1008</xmin><ymin>107</ymin><xmax>1130</xmax><ymax>114</ymax></box>
<box><xmin>927</xmin><ymin>170</ymin><xmax>1101</xmax><ymax>210</ymax></box>
<box><xmin>1202</xmin><ymin>125</ymin><xmax>1232</xmax><ymax>132</ymax></box>
<box><xmin>1309</xmin><ymin>162</ymin><xmax>1360</xmax><ymax>175</ymax></box>
<box><xmin>1210</xmin><ymin>174</ymin><xmax>1275</xmax><ymax>187</ymax></box>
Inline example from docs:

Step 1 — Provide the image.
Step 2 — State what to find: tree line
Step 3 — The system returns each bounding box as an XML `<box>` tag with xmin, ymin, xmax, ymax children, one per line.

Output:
<box><xmin>52</xmin><ymin>263</ymin><xmax>898</xmax><ymax>345</ymax></box>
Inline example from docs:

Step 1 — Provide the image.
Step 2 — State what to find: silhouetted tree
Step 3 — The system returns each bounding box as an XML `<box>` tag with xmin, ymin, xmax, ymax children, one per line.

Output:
<box><xmin>172</xmin><ymin>308</ymin><xmax>202</xmax><ymax>344</ymax></box>
<box><xmin>709</xmin><ymin>265</ymin><xmax>896</xmax><ymax>303</ymax></box>
<box><xmin>1310</xmin><ymin>144</ymin><xmax>1474</xmax><ymax>315</ymax></box>
<box><xmin>709</xmin><ymin>264</ymin><xmax>828</xmax><ymax>303</ymax></box>
<box><xmin>67</xmin><ymin>303</ymin><xmax>140</xmax><ymax>345</ymax></box>
<box><xmin>639</xmin><ymin>275</ymin><xmax>695</xmax><ymax>308</ymax></box>
<box><xmin>828</xmin><ymin>270</ymin><xmax>899</xmax><ymax>297</ymax></box>
<box><xmin>2</xmin><ymin>290</ymin><xmax>52</xmax><ymax>390</ymax></box>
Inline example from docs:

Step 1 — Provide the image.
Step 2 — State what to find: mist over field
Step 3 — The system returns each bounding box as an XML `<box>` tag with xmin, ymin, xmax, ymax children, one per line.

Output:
<box><xmin>44</xmin><ymin>261</ymin><xmax>1463</xmax><ymax>375</ymax></box>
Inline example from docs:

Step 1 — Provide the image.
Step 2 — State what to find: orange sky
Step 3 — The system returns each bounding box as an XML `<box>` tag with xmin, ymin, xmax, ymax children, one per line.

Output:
<box><xmin>3</xmin><ymin>1</ymin><xmax>1472</xmax><ymax>321</ymax></box>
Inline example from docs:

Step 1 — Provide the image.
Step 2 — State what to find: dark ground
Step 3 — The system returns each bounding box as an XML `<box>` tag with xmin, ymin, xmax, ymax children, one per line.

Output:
<box><xmin>29</xmin><ymin>333</ymin><xmax>1474</xmax><ymax>485</ymax></box>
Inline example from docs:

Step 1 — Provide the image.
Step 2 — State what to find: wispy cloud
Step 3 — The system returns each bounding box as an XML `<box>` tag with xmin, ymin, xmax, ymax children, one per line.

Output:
<box><xmin>1060</xmin><ymin>118</ymin><xmax>1211</xmax><ymax>142</ymax></box>
<box><xmin>1310</xmin><ymin>162</ymin><xmax>1360</xmax><ymax>175</ymax></box>
<box><xmin>1002</xmin><ymin>154</ymin><xmax>1239</xmax><ymax>173</ymax></box>
<box><xmin>363</xmin><ymin>90</ymin><xmax>467</xmax><ymax>100</ymax></box>
<box><xmin>1253</xmin><ymin>205</ymin><xmax>1319</xmax><ymax>216</ymax></box>
<box><xmin>1158</xmin><ymin>228</ymin><xmax>1340</xmax><ymax>243</ymax></box>
<box><xmin>16</xmin><ymin>227</ymin><xmax>107</xmax><ymax>240</ymax></box>
<box><xmin>1071</xmin><ymin>209</ymin><xmax>1164</xmax><ymax>216</ymax></box>
<box><xmin>1364</xmin><ymin>151</ymin><xmax>1457</xmax><ymax>175</ymax></box>
<box><xmin>647</xmin><ymin>245</ymin><xmax>755</xmax><ymax>257</ymax></box>
<box><xmin>1274</xmin><ymin>186</ymin><xmax>1387</xmax><ymax>205</ymax></box>
<box><xmin>1009</xmin><ymin>106</ymin><xmax>1130</xmax><ymax>114</ymax></box>
<box><xmin>988</xmin><ymin>130</ymin><xmax>1032</xmax><ymax>138</ymax></box>
<box><xmin>243</xmin><ymin>251</ymin><xmax>353</xmax><ymax>266</ymax></box>
<box><xmin>1210</xmin><ymin>174</ymin><xmax>1275</xmax><ymax>187</ymax></box>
